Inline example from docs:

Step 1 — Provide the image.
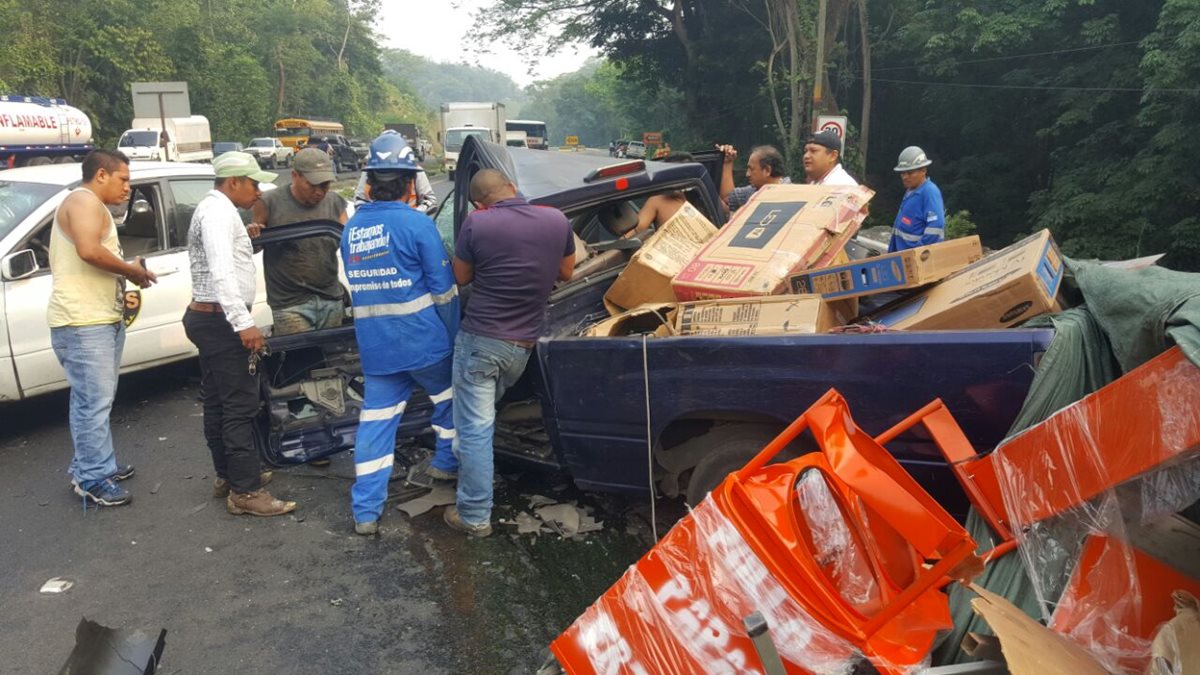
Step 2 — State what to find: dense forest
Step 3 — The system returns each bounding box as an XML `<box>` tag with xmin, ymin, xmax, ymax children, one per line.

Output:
<box><xmin>479</xmin><ymin>0</ymin><xmax>1200</xmax><ymax>270</ymax></box>
<box><xmin>1</xmin><ymin>0</ymin><xmax>1197</xmax><ymax>269</ymax></box>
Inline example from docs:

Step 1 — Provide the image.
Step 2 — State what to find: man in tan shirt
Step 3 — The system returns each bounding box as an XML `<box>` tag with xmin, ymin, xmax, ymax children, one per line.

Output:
<box><xmin>48</xmin><ymin>149</ymin><xmax>156</xmax><ymax>507</ymax></box>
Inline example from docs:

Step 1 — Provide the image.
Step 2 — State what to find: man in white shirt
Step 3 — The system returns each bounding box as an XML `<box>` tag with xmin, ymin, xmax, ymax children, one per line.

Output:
<box><xmin>803</xmin><ymin>131</ymin><xmax>859</xmax><ymax>186</ymax></box>
<box><xmin>182</xmin><ymin>152</ymin><xmax>296</xmax><ymax>517</ymax></box>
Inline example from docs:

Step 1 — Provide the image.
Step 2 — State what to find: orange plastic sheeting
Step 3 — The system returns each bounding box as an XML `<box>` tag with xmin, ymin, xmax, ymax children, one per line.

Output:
<box><xmin>550</xmin><ymin>496</ymin><xmax>862</xmax><ymax>675</ymax></box>
<box><xmin>714</xmin><ymin>390</ymin><xmax>980</xmax><ymax>671</ymax></box>
<box><xmin>993</xmin><ymin>346</ymin><xmax>1200</xmax><ymax>528</ymax></box>
<box><xmin>1051</xmin><ymin>534</ymin><xmax>1200</xmax><ymax>674</ymax></box>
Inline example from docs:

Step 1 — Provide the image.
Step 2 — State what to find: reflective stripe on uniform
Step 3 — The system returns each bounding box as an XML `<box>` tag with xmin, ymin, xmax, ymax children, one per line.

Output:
<box><xmin>925</xmin><ymin>226</ymin><xmax>945</xmax><ymax>235</ymax></box>
<box><xmin>352</xmin><ymin>294</ymin><xmax>433</xmax><ymax>319</ymax></box>
<box><xmin>429</xmin><ymin>386</ymin><xmax>454</xmax><ymax>404</ymax></box>
<box><xmin>431</xmin><ymin>287</ymin><xmax>458</xmax><ymax>305</ymax></box>
<box><xmin>431</xmin><ymin>424</ymin><xmax>456</xmax><ymax>440</ymax></box>
<box><xmin>360</xmin><ymin>400</ymin><xmax>408</xmax><ymax>422</ymax></box>
<box><xmin>355</xmin><ymin>454</ymin><xmax>393</xmax><ymax>476</ymax></box>
<box><xmin>892</xmin><ymin>229</ymin><xmax>923</xmax><ymax>243</ymax></box>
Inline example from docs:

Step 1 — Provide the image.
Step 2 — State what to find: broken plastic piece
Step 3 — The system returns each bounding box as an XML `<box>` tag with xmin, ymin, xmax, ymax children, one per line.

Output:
<box><xmin>40</xmin><ymin>577</ymin><xmax>73</xmax><ymax>594</ymax></box>
<box><xmin>395</xmin><ymin>484</ymin><xmax>455</xmax><ymax>517</ymax></box>
<box><xmin>58</xmin><ymin>617</ymin><xmax>166</xmax><ymax>674</ymax></box>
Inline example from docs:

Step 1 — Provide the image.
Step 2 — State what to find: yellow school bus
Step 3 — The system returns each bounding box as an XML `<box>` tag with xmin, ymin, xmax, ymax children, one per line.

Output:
<box><xmin>273</xmin><ymin>118</ymin><xmax>345</xmax><ymax>149</ymax></box>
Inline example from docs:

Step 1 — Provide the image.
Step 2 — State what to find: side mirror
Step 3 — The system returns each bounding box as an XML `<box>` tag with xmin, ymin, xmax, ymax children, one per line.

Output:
<box><xmin>131</xmin><ymin>199</ymin><xmax>152</xmax><ymax>216</ymax></box>
<box><xmin>2</xmin><ymin>249</ymin><xmax>40</xmax><ymax>280</ymax></box>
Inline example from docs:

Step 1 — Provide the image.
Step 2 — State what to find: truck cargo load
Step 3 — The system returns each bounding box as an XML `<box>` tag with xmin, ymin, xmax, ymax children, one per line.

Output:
<box><xmin>865</xmin><ymin>229</ymin><xmax>1064</xmax><ymax>330</ymax></box>
<box><xmin>0</xmin><ymin>95</ymin><xmax>94</xmax><ymax>168</ymax></box>
<box><xmin>790</xmin><ymin>236</ymin><xmax>984</xmax><ymax>300</ymax></box>
<box><xmin>672</xmin><ymin>184</ymin><xmax>874</xmax><ymax>301</ymax></box>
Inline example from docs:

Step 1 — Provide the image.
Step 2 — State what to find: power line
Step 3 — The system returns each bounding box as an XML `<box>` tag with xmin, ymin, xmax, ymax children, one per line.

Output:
<box><xmin>872</xmin><ymin>40</ymin><xmax>1142</xmax><ymax>72</ymax></box>
<box><xmin>848</xmin><ymin>75</ymin><xmax>1200</xmax><ymax>94</ymax></box>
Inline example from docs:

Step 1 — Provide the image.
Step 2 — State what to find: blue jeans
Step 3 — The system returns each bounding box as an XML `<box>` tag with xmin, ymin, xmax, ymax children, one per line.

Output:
<box><xmin>452</xmin><ymin>331</ymin><xmax>531</xmax><ymax>526</ymax></box>
<box><xmin>50</xmin><ymin>322</ymin><xmax>125</xmax><ymax>484</ymax></box>
<box><xmin>271</xmin><ymin>296</ymin><xmax>344</xmax><ymax>336</ymax></box>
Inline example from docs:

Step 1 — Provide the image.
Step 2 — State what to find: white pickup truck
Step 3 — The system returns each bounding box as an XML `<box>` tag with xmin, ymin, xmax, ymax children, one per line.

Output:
<box><xmin>0</xmin><ymin>162</ymin><xmax>273</xmax><ymax>401</ymax></box>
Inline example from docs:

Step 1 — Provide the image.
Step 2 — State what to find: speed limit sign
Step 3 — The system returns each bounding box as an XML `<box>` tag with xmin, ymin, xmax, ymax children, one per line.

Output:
<box><xmin>816</xmin><ymin>115</ymin><xmax>847</xmax><ymax>152</ymax></box>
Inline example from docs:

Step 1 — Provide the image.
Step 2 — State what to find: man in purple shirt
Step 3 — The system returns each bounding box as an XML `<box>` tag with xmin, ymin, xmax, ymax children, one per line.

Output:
<box><xmin>444</xmin><ymin>169</ymin><xmax>575</xmax><ymax>536</ymax></box>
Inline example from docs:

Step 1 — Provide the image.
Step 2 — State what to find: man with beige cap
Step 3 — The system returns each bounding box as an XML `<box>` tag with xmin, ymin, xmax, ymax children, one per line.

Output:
<box><xmin>183</xmin><ymin>151</ymin><xmax>295</xmax><ymax>517</ymax></box>
<box><xmin>250</xmin><ymin>147</ymin><xmax>348</xmax><ymax>335</ymax></box>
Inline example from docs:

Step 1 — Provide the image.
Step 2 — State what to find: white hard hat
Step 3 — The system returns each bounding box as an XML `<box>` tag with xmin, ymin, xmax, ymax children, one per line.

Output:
<box><xmin>894</xmin><ymin>146</ymin><xmax>932</xmax><ymax>172</ymax></box>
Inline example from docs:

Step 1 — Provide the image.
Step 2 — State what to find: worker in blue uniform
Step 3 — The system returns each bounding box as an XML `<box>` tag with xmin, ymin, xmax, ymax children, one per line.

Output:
<box><xmin>340</xmin><ymin>132</ymin><xmax>460</xmax><ymax>535</ymax></box>
<box><xmin>888</xmin><ymin>146</ymin><xmax>946</xmax><ymax>252</ymax></box>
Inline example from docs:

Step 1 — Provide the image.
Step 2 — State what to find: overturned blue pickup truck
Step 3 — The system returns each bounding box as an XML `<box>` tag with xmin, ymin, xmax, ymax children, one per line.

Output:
<box><xmin>253</xmin><ymin>137</ymin><xmax>1053</xmax><ymax>511</ymax></box>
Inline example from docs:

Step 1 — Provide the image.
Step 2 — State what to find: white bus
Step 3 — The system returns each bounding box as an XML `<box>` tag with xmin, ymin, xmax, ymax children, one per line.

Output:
<box><xmin>505</xmin><ymin>120</ymin><xmax>548</xmax><ymax>150</ymax></box>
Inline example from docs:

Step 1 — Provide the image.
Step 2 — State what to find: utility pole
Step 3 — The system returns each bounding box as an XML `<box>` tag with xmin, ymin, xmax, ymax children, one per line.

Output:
<box><xmin>812</xmin><ymin>0</ymin><xmax>828</xmax><ymax>130</ymax></box>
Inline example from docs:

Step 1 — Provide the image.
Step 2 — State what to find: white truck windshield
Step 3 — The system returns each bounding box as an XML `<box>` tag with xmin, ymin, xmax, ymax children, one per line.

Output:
<box><xmin>120</xmin><ymin>131</ymin><xmax>160</xmax><ymax>147</ymax></box>
<box><xmin>445</xmin><ymin>129</ymin><xmax>486</xmax><ymax>152</ymax></box>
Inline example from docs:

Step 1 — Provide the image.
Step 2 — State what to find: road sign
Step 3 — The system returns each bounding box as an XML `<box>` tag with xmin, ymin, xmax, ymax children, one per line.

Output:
<box><xmin>643</xmin><ymin>131</ymin><xmax>663</xmax><ymax>145</ymax></box>
<box><xmin>565</xmin><ymin>135</ymin><xmax>580</xmax><ymax>147</ymax></box>
<box><xmin>815</xmin><ymin>115</ymin><xmax>847</xmax><ymax>153</ymax></box>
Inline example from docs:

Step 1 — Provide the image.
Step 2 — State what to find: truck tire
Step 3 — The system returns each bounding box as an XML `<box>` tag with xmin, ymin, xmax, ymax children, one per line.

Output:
<box><xmin>53</xmin><ymin>156</ymin><xmax>74</xmax><ymax>164</ymax></box>
<box><xmin>448</xmin><ymin>169</ymin><xmax>455</xmax><ymax>181</ymax></box>
<box><xmin>682</xmin><ymin>423</ymin><xmax>816</xmax><ymax>506</ymax></box>
<box><xmin>25</xmin><ymin>156</ymin><xmax>52</xmax><ymax>166</ymax></box>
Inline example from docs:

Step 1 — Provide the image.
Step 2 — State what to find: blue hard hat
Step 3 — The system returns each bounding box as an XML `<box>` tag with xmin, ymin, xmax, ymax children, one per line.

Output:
<box><xmin>367</xmin><ymin>132</ymin><xmax>419</xmax><ymax>171</ymax></box>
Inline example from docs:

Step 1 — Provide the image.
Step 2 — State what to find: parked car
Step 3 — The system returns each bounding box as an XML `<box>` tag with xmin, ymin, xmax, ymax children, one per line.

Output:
<box><xmin>349</xmin><ymin>139</ymin><xmax>370</xmax><ymax>165</ymax></box>
<box><xmin>624</xmin><ymin>140</ymin><xmax>647</xmax><ymax>158</ymax></box>
<box><xmin>212</xmin><ymin>141</ymin><xmax>244</xmax><ymax>157</ymax></box>
<box><xmin>253</xmin><ymin>138</ymin><xmax>1051</xmax><ymax>514</ymax></box>
<box><xmin>0</xmin><ymin>162</ymin><xmax>273</xmax><ymax>401</ymax></box>
<box><xmin>246</xmin><ymin>137</ymin><xmax>293</xmax><ymax>169</ymax></box>
<box><xmin>306</xmin><ymin>135</ymin><xmax>361</xmax><ymax>173</ymax></box>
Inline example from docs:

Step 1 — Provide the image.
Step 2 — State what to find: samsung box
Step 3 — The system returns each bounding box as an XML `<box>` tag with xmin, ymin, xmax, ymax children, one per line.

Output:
<box><xmin>789</xmin><ymin>236</ymin><xmax>984</xmax><ymax>300</ymax></box>
<box><xmin>674</xmin><ymin>295</ymin><xmax>853</xmax><ymax>337</ymax></box>
<box><xmin>865</xmin><ymin>229</ymin><xmax>1064</xmax><ymax>330</ymax></box>
<box><xmin>604</xmin><ymin>203</ymin><xmax>718</xmax><ymax>314</ymax></box>
<box><xmin>672</xmin><ymin>183</ymin><xmax>874</xmax><ymax>301</ymax></box>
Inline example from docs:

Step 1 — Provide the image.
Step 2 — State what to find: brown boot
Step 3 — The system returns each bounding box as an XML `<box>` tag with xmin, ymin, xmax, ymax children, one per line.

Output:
<box><xmin>213</xmin><ymin>471</ymin><xmax>274</xmax><ymax>499</ymax></box>
<box><xmin>227</xmin><ymin>489</ymin><xmax>296</xmax><ymax>516</ymax></box>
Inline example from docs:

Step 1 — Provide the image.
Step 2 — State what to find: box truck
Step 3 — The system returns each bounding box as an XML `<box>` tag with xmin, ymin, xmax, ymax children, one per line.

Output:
<box><xmin>117</xmin><ymin>116</ymin><xmax>213</xmax><ymax>163</ymax></box>
<box><xmin>439</xmin><ymin>102</ymin><xmax>505</xmax><ymax>178</ymax></box>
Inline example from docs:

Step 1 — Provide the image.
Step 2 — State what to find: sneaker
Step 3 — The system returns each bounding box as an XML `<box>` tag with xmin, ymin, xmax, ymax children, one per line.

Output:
<box><xmin>354</xmin><ymin>520</ymin><xmax>379</xmax><ymax>536</ymax></box>
<box><xmin>212</xmin><ymin>471</ymin><xmax>274</xmax><ymax>499</ymax></box>
<box><xmin>74</xmin><ymin>478</ymin><xmax>132</xmax><ymax>507</ymax></box>
<box><xmin>68</xmin><ymin>464</ymin><xmax>135</xmax><ymax>489</ymax></box>
<box><xmin>226</xmin><ymin>489</ymin><xmax>295</xmax><ymax>517</ymax></box>
<box><xmin>443</xmin><ymin>505</ymin><xmax>492</xmax><ymax>538</ymax></box>
<box><xmin>426</xmin><ymin>465</ymin><xmax>457</xmax><ymax>481</ymax></box>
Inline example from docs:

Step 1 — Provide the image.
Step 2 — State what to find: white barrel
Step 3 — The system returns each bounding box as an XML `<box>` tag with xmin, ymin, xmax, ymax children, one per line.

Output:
<box><xmin>0</xmin><ymin>96</ymin><xmax>93</xmax><ymax>147</ymax></box>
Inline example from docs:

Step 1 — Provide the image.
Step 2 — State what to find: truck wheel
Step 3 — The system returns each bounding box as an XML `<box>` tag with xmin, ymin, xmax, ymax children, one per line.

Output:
<box><xmin>448</xmin><ymin>169</ymin><xmax>456</xmax><ymax>181</ymax></box>
<box><xmin>53</xmin><ymin>156</ymin><xmax>74</xmax><ymax>164</ymax></box>
<box><xmin>682</xmin><ymin>423</ymin><xmax>816</xmax><ymax>506</ymax></box>
<box><xmin>25</xmin><ymin>156</ymin><xmax>52</xmax><ymax>166</ymax></box>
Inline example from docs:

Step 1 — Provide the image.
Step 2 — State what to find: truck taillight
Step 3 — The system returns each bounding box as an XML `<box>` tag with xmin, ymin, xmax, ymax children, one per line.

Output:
<box><xmin>583</xmin><ymin>161</ymin><xmax>645</xmax><ymax>183</ymax></box>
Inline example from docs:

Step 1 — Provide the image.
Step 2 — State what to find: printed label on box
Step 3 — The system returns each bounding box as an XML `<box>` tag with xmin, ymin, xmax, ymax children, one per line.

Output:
<box><xmin>728</xmin><ymin>202</ymin><xmax>807</xmax><ymax>250</ymax></box>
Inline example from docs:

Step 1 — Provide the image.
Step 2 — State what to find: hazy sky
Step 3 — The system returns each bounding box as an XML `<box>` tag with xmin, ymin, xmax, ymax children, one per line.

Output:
<box><xmin>375</xmin><ymin>0</ymin><xmax>597</xmax><ymax>86</ymax></box>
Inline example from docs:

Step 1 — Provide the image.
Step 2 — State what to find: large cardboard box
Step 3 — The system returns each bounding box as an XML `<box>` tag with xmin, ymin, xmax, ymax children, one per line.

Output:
<box><xmin>789</xmin><ymin>236</ymin><xmax>984</xmax><ymax>300</ymax></box>
<box><xmin>604</xmin><ymin>202</ymin><xmax>718</xmax><ymax>314</ymax></box>
<box><xmin>865</xmin><ymin>229</ymin><xmax>1064</xmax><ymax>330</ymax></box>
<box><xmin>584</xmin><ymin>303</ymin><xmax>675</xmax><ymax>337</ymax></box>
<box><xmin>672</xmin><ymin>183</ymin><xmax>874</xmax><ymax>301</ymax></box>
<box><xmin>674</xmin><ymin>294</ymin><xmax>853</xmax><ymax>337</ymax></box>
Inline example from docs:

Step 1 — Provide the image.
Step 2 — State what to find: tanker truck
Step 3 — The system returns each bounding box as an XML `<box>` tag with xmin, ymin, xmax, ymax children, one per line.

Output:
<box><xmin>117</xmin><ymin>116</ymin><xmax>213</xmax><ymax>163</ymax></box>
<box><xmin>0</xmin><ymin>95</ymin><xmax>94</xmax><ymax>169</ymax></box>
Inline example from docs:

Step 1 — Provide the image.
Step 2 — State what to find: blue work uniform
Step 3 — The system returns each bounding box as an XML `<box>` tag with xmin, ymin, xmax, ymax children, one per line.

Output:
<box><xmin>888</xmin><ymin>178</ymin><xmax>946</xmax><ymax>252</ymax></box>
<box><xmin>340</xmin><ymin>200</ymin><xmax>460</xmax><ymax>524</ymax></box>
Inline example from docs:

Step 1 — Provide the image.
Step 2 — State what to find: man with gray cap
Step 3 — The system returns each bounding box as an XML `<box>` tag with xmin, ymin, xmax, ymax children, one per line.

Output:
<box><xmin>184</xmin><ymin>151</ymin><xmax>296</xmax><ymax>517</ymax></box>
<box><xmin>250</xmin><ymin>147</ymin><xmax>348</xmax><ymax>335</ymax></box>
<box><xmin>888</xmin><ymin>146</ymin><xmax>945</xmax><ymax>252</ymax></box>
<box><xmin>803</xmin><ymin>130</ymin><xmax>858</xmax><ymax>187</ymax></box>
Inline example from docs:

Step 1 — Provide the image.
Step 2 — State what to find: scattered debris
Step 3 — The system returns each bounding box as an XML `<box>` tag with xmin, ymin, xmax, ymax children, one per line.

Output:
<box><xmin>58</xmin><ymin>617</ymin><xmax>166</xmax><ymax>674</ymax></box>
<box><xmin>527</xmin><ymin>494</ymin><xmax>557</xmax><ymax>508</ymax></box>
<box><xmin>157</xmin><ymin>436</ymin><xmax>167</xmax><ymax>441</ymax></box>
<box><xmin>204</xmin><ymin>547</ymin><xmax>213</xmax><ymax>553</ymax></box>
<box><xmin>40</xmin><ymin>577</ymin><xmax>73</xmax><ymax>594</ymax></box>
<box><xmin>501</xmin><ymin>497</ymin><xmax>604</xmax><ymax>539</ymax></box>
<box><xmin>185</xmin><ymin>502</ymin><xmax>208</xmax><ymax>516</ymax></box>
<box><xmin>150</xmin><ymin>481</ymin><xmax>162</xmax><ymax>495</ymax></box>
<box><xmin>395</xmin><ymin>484</ymin><xmax>456</xmax><ymax>517</ymax></box>
<box><xmin>330</xmin><ymin>598</ymin><xmax>345</xmax><ymax>607</ymax></box>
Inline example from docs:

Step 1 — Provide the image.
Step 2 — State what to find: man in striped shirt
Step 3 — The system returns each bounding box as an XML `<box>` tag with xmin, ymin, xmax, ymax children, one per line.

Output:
<box><xmin>184</xmin><ymin>152</ymin><xmax>296</xmax><ymax>517</ymax></box>
<box><xmin>340</xmin><ymin>133</ymin><xmax>459</xmax><ymax>535</ymax></box>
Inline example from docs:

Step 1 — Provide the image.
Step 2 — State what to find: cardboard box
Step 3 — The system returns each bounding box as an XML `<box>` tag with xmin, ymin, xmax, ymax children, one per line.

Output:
<box><xmin>584</xmin><ymin>303</ymin><xmax>675</xmax><ymax>337</ymax></box>
<box><xmin>789</xmin><ymin>236</ymin><xmax>984</xmax><ymax>300</ymax></box>
<box><xmin>671</xmin><ymin>183</ymin><xmax>874</xmax><ymax>301</ymax></box>
<box><xmin>864</xmin><ymin>230</ymin><xmax>1063</xmax><ymax>330</ymax></box>
<box><xmin>673</xmin><ymin>294</ymin><xmax>853</xmax><ymax>337</ymax></box>
<box><xmin>603</xmin><ymin>203</ymin><xmax>718</xmax><ymax>314</ymax></box>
